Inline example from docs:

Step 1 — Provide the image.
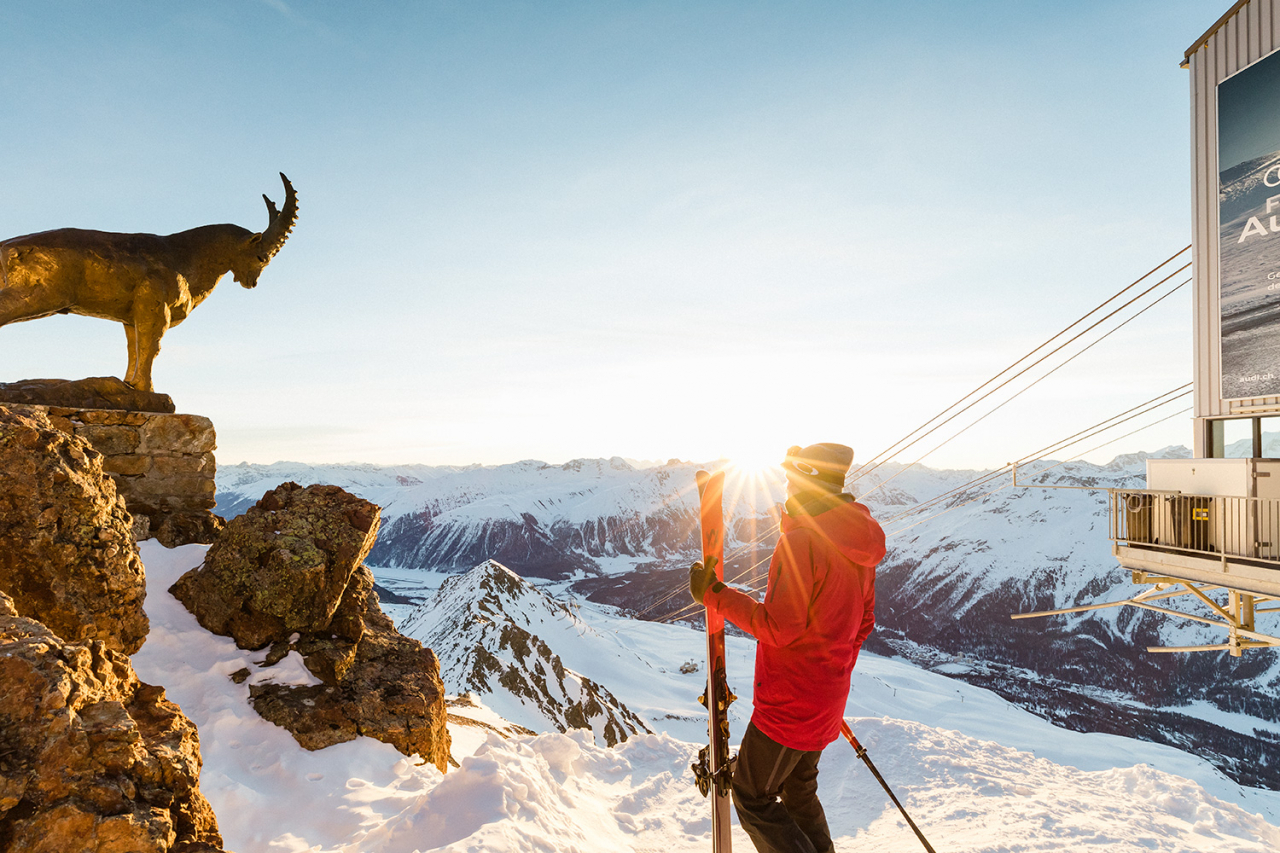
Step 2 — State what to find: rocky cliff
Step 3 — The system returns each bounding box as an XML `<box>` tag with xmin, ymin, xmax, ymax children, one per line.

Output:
<box><xmin>0</xmin><ymin>404</ymin><xmax>148</xmax><ymax>655</ymax></box>
<box><xmin>0</xmin><ymin>591</ymin><xmax>226</xmax><ymax>853</ymax></box>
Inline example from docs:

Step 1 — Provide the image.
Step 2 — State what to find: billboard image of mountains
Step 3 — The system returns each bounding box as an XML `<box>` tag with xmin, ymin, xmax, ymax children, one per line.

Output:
<box><xmin>1219</xmin><ymin>48</ymin><xmax>1280</xmax><ymax>399</ymax></box>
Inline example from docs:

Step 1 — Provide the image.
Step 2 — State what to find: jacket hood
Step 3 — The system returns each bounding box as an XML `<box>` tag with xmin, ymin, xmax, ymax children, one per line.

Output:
<box><xmin>782</xmin><ymin>493</ymin><xmax>886</xmax><ymax>568</ymax></box>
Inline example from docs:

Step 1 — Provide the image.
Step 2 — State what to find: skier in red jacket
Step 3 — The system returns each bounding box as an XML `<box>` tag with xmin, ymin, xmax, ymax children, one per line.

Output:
<box><xmin>690</xmin><ymin>443</ymin><xmax>885</xmax><ymax>853</ymax></box>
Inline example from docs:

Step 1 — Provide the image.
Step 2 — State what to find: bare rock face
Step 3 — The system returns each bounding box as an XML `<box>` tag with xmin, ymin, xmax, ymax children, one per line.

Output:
<box><xmin>400</xmin><ymin>560</ymin><xmax>651</xmax><ymax>747</ymax></box>
<box><xmin>0</xmin><ymin>376</ymin><xmax>176</xmax><ymax>414</ymax></box>
<box><xmin>171</xmin><ymin>482</ymin><xmax>451</xmax><ymax>772</ymax></box>
<box><xmin>0</xmin><ymin>405</ymin><xmax>148</xmax><ymax>655</ymax></box>
<box><xmin>247</xmin><ymin>564</ymin><xmax>452</xmax><ymax>772</ymax></box>
<box><xmin>170</xmin><ymin>482</ymin><xmax>380</xmax><ymax>650</ymax></box>
<box><xmin>150</xmin><ymin>512</ymin><xmax>225</xmax><ymax>551</ymax></box>
<box><xmin>0</xmin><ymin>590</ymin><xmax>226</xmax><ymax>852</ymax></box>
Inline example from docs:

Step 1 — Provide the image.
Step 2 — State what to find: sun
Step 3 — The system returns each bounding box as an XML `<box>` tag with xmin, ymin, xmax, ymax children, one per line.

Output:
<box><xmin>725</xmin><ymin>448</ymin><xmax>784</xmax><ymax>477</ymax></box>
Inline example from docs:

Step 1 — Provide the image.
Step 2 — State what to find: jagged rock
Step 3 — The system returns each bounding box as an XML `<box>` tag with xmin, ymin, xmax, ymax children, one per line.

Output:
<box><xmin>248</xmin><ymin>564</ymin><xmax>451</xmax><ymax>772</ymax></box>
<box><xmin>0</xmin><ymin>405</ymin><xmax>148</xmax><ymax>655</ymax></box>
<box><xmin>400</xmin><ymin>560</ymin><xmax>651</xmax><ymax>747</ymax></box>
<box><xmin>0</xmin><ymin>377</ymin><xmax>175</xmax><ymax>414</ymax></box>
<box><xmin>169</xmin><ymin>482</ymin><xmax>380</xmax><ymax>650</ymax></box>
<box><xmin>151</xmin><ymin>512</ymin><xmax>224</xmax><ymax>550</ymax></box>
<box><xmin>0</xmin><ymin>590</ymin><xmax>226</xmax><ymax>852</ymax></box>
<box><xmin>170</xmin><ymin>483</ymin><xmax>450</xmax><ymax>772</ymax></box>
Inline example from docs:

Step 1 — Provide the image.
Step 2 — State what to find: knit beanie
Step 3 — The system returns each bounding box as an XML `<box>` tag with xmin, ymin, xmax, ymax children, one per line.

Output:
<box><xmin>782</xmin><ymin>443</ymin><xmax>854</xmax><ymax>492</ymax></box>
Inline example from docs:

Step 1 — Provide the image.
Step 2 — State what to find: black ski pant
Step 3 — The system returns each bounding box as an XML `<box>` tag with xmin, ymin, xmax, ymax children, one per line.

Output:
<box><xmin>732</xmin><ymin>720</ymin><xmax>834</xmax><ymax>853</ymax></box>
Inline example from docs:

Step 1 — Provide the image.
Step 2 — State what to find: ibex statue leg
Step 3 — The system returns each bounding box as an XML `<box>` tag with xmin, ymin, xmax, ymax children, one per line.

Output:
<box><xmin>123</xmin><ymin>323</ymin><xmax>140</xmax><ymax>388</ymax></box>
<box><xmin>127</xmin><ymin>310</ymin><xmax>169</xmax><ymax>393</ymax></box>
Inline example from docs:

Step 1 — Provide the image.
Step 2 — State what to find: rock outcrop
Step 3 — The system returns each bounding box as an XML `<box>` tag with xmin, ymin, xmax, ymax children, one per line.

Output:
<box><xmin>0</xmin><ymin>400</ymin><xmax>222</xmax><ymax>548</ymax></box>
<box><xmin>0</xmin><ymin>376</ymin><xmax>176</xmax><ymax>414</ymax></box>
<box><xmin>171</xmin><ymin>482</ymin><xmax>451</xmax><ymax>771</ymax></box>
<box><xmin>245</xmin><ymin>563</ymin><xmax>452</xmax><ymax>771</ymax></box>
<box><xmin>0</xmin><ymin>405</ymin><xmax>148</xmax><ymax>655</ymax></box>
<box><xmin>170</xmin><ymin>483</ymin><xmax>378</xmax><ymax>649</ymax></box>
<box><xmin>0</xmin><ymin>591</ymin><xmax>226</xmax><ymax>852</ymax></box>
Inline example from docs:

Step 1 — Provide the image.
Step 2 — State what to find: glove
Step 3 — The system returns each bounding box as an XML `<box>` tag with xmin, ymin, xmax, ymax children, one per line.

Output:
<box><xmin>689</xmin><ymin>560</ymin><xmax>715</xmax><ymax>605</ymax></box>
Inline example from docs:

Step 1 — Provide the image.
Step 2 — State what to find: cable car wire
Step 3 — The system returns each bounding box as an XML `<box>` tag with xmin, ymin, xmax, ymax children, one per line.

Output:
<box><xmin>856</xmin><ymin>277</ymin><xmax>1189</xmax><ymax>501</ymax></box>
<box><xmin>880</xmin><ymin>384</ymin><xmax>1191</xmax><ymax>529</ymax></box>
<box><xmin>885</xmin><ymin>405</ymin><xmax>1193</xmax><ymax>539</ymax></box>
<box><xmin>850</xmin><ymin>247</ymin><xmax>1190</xmax><ymax>486</ymax></box>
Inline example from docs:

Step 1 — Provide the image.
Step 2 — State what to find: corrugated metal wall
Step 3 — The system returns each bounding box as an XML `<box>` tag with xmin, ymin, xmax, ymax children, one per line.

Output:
<box><xmin>1189</xmin><ymin>0</ymin><xmax>1280</xmax><ymax>455</ymax></box>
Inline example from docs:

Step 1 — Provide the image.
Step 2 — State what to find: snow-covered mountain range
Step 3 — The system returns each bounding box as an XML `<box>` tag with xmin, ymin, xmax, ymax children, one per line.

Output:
<box><xmin>215</xmin><ymin>457</ymin><xmax>766</xmax><ymax>577</ymax></box>
<box><xmin>215</xmin><ymin>450</ymin><xmax>1280</xmax><ymax>788</ymax></box>
<box><xmin>859</xmin><ymin>450</ymin><xmax>1280</xmax><ymax>790</ymax></box>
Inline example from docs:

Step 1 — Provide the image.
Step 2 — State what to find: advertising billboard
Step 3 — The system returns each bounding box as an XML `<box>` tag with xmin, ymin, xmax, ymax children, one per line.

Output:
<box><xmin>1218</xmin><ymin>48</ymin><xmax>1280</xmax><ymax>400</ymax></box>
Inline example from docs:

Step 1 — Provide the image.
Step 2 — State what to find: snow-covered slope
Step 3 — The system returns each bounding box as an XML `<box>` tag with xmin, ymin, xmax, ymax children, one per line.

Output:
<box><xmin>131</xmin><ymin>541</ymin><xmax>1280</xmax><ymax>852</ymax></box>
<box><xmin>399</xmin><ymin>559</ymin><xmax>650</xmax><ymax>746</ymax></box>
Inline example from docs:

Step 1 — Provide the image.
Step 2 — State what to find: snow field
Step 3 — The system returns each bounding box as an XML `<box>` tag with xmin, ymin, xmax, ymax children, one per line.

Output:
<box><xmin>363</xmin><ymin>731</ymin><xmax>722</xmax><ymax>853</ymax></box>
<box><xmin>528</xmin><ymin>582</ymin><xmax>1280</xmax><ymax>819</ymax></box>
<box><xmin>131</xmin><ymin>542</ymin><xmax>1280</xmax><ymax>852</ymax></box>
<box><xmin>819</xmin><ymin>718</ymin><xmax>1280</xmax><ymax>852</ymax></box>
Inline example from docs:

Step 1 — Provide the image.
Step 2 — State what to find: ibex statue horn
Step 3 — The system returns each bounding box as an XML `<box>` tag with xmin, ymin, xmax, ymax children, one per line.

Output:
<box><xmin>0</xmin><ymin>173</ymin><xmax>298</xmax><ymax>392</ymax></box>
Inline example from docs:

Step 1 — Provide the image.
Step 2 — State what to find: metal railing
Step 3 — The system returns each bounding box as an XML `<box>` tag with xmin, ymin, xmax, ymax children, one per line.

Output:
<box><xmin>1110</xmin><ymin>489</ymin><xmax>1280</xmax><ymax>566</ymax></box>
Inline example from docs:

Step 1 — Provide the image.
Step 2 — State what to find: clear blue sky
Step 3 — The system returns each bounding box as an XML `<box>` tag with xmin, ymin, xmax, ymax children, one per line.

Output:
<box><xmin>0</xmin><ymin>1</ymin><xmax>1220</xmax><ymax>468</ymax></box>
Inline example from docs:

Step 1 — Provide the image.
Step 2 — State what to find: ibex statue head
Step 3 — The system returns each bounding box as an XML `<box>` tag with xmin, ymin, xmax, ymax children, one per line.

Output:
<box><xmin>233</xmin><ymin>178</ymin><xmax>299</xmax><ymax>290</ymax></box>
<box><xmin>0</xmin><ymin>173</ymin><xmax>298</xmax><ymax>392</ymax></box>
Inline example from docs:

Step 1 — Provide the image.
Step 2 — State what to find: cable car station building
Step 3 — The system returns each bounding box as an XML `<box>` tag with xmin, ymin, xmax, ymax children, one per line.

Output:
<box><xmin>1106</xmin><ymin>0</ymin><xmax>1280</xmax><ymax>654</ymax></box>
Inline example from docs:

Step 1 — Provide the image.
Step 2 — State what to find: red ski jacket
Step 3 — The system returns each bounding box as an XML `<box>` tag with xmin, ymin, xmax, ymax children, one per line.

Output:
<box><xmin>705</xmin><ymin>493</ymin><xmax>884</xmax><ymax>751</ymax></box>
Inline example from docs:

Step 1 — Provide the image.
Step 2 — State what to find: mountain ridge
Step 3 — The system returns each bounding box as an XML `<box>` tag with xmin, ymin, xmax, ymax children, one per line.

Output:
<box><xmin>399</xmin><ymin>558</ymin><xmax>651</xmax><ymax>747</ymax></box>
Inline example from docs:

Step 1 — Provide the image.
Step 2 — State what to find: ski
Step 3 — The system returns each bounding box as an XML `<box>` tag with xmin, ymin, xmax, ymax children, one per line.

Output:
<box><xmin>693</xmin><ymin>469</ymin><xmax>734</xmax><ymax>852</ymax></box>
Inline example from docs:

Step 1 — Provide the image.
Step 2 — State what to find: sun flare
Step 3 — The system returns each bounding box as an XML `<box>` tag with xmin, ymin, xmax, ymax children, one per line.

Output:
<box><xmin>726</xmin><ymin>450</ymin><xmax>783</xmax><ymax>477</ymax></box>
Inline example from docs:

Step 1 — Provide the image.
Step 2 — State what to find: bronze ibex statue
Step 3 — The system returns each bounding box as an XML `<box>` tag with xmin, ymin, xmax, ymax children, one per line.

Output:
<box><xmin>0</xmin><ymin>173</ymin><xmax>298</xmax><ymax>392</ymax></box>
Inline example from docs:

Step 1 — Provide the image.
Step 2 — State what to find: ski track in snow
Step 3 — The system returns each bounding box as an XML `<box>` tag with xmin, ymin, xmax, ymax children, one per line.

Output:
<box><xmin>130</xmin><ymin>541</ymin><xmax>1280</xmax><ymax>852</ymax></box>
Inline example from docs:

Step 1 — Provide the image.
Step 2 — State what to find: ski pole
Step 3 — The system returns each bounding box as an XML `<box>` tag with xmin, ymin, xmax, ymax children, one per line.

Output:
<box><xmin>840</xmin><ymin>720</ymin><xmax>937</xmax><ymax>853</ymax></box>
